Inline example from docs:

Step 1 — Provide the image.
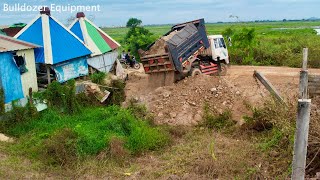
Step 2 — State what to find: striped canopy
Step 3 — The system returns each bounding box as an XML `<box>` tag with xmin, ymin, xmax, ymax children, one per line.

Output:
<box><xmin>69</xmin><ymin>13</ymin><xmax>121</xmax><ymax>57</ymax></box>
<box><xmin>14</xmin><ymin>13</ymin><xmax>91</xmax><ymax>65</ymax></box>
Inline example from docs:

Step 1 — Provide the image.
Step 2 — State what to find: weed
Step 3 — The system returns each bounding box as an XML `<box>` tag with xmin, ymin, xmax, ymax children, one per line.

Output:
<box><xmin>202</xmin><ymin>103</ymin><xmax>235</xmax><ymax>130</ymax></box>
<box><xmin>90</xmin><ymin>72</ymin><xmax>107</xmax><ymax>84</ymax></box>
<box><xmin>107</xmin><ymin>79</ymin><xmax>126</xmax><ymax>105</ymax></box>
<box><xmin>127</xmin><ymin>98</ymin><xmax>155</xmax><ymax>124</ymax></box>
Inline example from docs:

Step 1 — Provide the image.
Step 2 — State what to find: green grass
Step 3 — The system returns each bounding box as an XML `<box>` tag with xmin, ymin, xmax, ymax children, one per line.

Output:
<box><xmin>2</xmin><ymin>105</ymin><xmax>170</xmax><ymax>165</ymax></box>
<box><xmin>103</xmin><ymin>21</ymin><xmax>320</xmax><ymax>68</ymax></box>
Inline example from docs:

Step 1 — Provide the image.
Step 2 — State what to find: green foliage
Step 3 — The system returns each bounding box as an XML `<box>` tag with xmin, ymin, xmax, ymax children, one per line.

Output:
<box><xmin>124</xmin><ymin>18</ymin><xmax>156</xmax><ymax>60</ymax></box>
<box><xmin>90</xmin><ymin>72</ymin><xmax>106</xmax><ymax>84</ymax></box>
<box><xmin>103</xmin><ymin>21</ymin><xmax>320</xmax><ymax>68</ymax></box>
<box><xmin>107</xmin><ymin>79</ymin><xmax>126</xmax><ymax>105</ymax></box>
<box><xmin>42</xmin><ymin>80</ymin><xmax>80</xmax><ymax>114</ymax></box>
<box><xmin>202</xmin><ymin>104</ymin><xmax>235</xmax><ymax>130</ymax></box>
<box><xmin>126</xmin><ymin>18</ymin><xmax>142</xmax><ymax>28</ymax></box>
<box><xmin>4</xmin><ymin>106</ymin><xmax>170</xmax><ymax>166</ymax></box>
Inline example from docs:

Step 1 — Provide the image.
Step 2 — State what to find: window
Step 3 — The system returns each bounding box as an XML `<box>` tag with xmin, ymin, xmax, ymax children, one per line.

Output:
<box><xmin>214</xmin><ymin>39</ymin><xmax>219</xmax><ymax>48</ymax></box>
<box><xmin>219</xmin><ymin>38</ymin><xmax>226</xmax><ymax>48</ymax></box>
<box><xmin>12</xmin><ymin>53</ymin><xmax>27</xmax><ymax>74</ymax></box>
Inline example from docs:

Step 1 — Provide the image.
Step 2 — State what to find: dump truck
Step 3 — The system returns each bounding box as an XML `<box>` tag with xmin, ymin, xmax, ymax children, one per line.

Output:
<box><xmin>139</xmin><ymin>19</ymin><xmax>229</xmax><ymax>85</ymax></box>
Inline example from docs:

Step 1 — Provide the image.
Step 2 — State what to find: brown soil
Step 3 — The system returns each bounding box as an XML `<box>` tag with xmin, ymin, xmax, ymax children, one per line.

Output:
<box><xmin>144</xmin><ymin>30</ymin><xmax>178</xmax><ymax>55</ymax></box>
<box><xmin>125</xmin><ymin>65</ymin><xmax>320</xmax><ymax>126</ymax></box>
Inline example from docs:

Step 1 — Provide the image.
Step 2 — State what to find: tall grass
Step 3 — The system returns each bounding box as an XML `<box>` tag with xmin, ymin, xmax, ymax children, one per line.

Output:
<box><xmin>3</xmin><ymin>106</ymin><xmax>169</xmax><ymax>166</ymax></box>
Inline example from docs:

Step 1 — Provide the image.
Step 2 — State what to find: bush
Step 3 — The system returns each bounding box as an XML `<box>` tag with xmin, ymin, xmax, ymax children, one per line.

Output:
<box><xmin>202</xmin><ymin>104</ymin><xmax>235</xmax><ymax>130</ymax></box>
<box><xmin>90</xmin><ymin>72</ymin><xmax>106</xmax><ymax>84</ymax></box>
<box><xmin>107</xmin><ymin>79</ymin><xmax>126</xmax><ymax>105</ymax></box>
<box><xmin>42</xmin><ymin>80</ymin><xmax>80</xmax><ymax>114</ymax></box>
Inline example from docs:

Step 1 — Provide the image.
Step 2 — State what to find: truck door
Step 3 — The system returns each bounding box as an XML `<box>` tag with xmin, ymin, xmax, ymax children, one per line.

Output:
<box><xmin>213</xmin><ymin>38</ymin><xmax>229</xmax><ymax>63</ymax></box>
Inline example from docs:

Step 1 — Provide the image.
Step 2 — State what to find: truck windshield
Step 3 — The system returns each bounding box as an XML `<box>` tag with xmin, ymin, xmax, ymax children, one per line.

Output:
<box><xmin>218</xmin><ymin>38</ymin><xmax>226</xmax><ymax>48</ymax></box>
<box><xmin>214</xmin><ymin>39</ymin><xmax>219</xmax><ymax>48</ymax></box>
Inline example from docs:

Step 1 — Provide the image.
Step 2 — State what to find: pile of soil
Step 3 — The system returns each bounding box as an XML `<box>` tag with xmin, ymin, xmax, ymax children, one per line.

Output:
<box><xmin>125</xmin><ymin>72</ymin><xmax>249</xmax><ymax>126</ymax></box>
<box><xmin>144</xmin><ymin>30</ymin><xmax>178</xmax><ymax>55</ymax></box>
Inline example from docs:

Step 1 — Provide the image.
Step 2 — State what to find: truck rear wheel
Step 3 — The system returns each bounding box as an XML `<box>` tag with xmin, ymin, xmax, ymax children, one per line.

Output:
<box><xmin>190</xmin><ymin>68</ymin><xmax>202</xmax><ymax>77</ymax></box>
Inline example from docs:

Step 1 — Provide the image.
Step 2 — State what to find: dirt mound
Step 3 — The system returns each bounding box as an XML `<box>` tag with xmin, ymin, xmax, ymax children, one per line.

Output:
<box><xmin>125</xmin><ymin>72</ymin><xmax>250</xmax><ymax>126</ymax></box>
<box><xmin>145</xmin><ymin>39</ymin><xmax>166</xmax><ymax>55</ymax></box>
<box><xmin>144</xmin><ymin>30</ymin><xmax>178</xmax><ymax>55</ymax></box>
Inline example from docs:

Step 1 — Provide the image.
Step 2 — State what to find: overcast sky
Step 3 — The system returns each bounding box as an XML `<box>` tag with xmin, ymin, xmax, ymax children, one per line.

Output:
<box><xmin>0</xmin><ymin>0</ymin><xmax>319</xmax><ymax>27</ymax></box>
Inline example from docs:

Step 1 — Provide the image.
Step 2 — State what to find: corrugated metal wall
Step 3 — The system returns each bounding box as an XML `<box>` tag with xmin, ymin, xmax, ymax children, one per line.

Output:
<box><xmin>0</xmin><ymin>52</ymin><xmax>24</xmax><ymax>103</ymax></box>
<box><xmin>17</xmin><ymin>49</ymin><xmax>38</xmax><ymax>96</ymax></box>
<box><xmin>87</xmin><ymin>51</ymin><xmax>118</xmax><ymax>73</ymax></box>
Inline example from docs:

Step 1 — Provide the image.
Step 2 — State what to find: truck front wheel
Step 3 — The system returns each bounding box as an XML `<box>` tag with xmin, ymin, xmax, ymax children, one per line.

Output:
<box><xmin>219</xmin><ymin>63</ymin><xmax>227</xmax><ymax>76</ymax></box>
<box><xmin>190</xmin><ymin>68</ymin><xmax>202</xmax><ymax>77</ymax></box>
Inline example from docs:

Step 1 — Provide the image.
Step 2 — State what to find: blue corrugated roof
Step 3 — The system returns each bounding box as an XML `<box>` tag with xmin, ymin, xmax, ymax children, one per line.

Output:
<box><xmin>18</xmin><ymin>18</ymin><xmax>45</xmax><ymax>63</ymax></box>
<box><xmin>70</xmin><ymin>21</ymin><xmax>84</xmax><ymax>41</ymax></box>
<box><xmin>16</xmin><ymin>15</ymin><xmax>91</xmax><ymax>65</ymax></box>
<box><xmin>49</xmin><ymin>17</ymin><xmax>91</xmax><ymax>64</ymax></box>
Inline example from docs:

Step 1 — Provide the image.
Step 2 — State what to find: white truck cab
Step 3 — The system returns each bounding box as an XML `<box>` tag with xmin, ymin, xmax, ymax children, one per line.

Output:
<box><xmin>207</xmin><ymin>35</ymin><xmax>229</xmax><ymax>64</ymax></box>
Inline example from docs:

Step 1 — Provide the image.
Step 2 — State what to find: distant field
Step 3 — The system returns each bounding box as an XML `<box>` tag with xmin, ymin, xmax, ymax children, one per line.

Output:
<box><xmin>103</xmin><ymin>21</ymin><xmax>320</xmax><ymax>68</ymax></box>
<box><xmin>103</xmin><ymin>21</ymin><xmax>320</xmax><ymax>43</ymax></box>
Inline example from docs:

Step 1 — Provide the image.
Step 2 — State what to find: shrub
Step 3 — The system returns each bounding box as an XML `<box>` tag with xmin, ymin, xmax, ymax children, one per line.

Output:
<box><xmin>42</xmin><ymin>80</ymin><xmax>80</xmax><ymax>114</ymax></box>
<box><xmin>107</xmin><ymin>79</ymin><xmax>126</xmax><ymax>105</ymax></box>
<box><xmin>90</xmin><ymin>72</ymin><xmax>106</xmax><ymax>84</ymax></box>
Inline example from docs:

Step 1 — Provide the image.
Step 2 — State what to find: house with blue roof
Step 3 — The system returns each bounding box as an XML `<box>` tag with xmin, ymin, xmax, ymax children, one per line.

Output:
<box><xmin>14</xmin><ymin>8</ymin><xmax>92</xmax><ymax>83</ymax></box>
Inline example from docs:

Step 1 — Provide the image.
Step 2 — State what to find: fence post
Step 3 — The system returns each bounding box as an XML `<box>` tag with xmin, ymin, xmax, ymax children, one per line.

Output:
<box><xmin>291</xmin><ymin>48</ymin><xmax>312</xmax><ymax>180</ymax></box>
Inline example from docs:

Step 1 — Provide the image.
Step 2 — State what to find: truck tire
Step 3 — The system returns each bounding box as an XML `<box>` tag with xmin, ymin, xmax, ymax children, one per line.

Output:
<box><xmin>190</xmin><ymin>68</ymin><xmax>202</xmax><ymax>77</ymax></box>
<box><xmin>219</xmin><ymin>63</ymin><xmax>227</xmax><ymax>76</ymax></box>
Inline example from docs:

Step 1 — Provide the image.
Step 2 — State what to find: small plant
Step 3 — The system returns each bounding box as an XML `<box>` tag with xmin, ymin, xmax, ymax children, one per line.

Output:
<box><xmin>202</xmin><ymin>104</ymin><xmax>235</xmax><ymax>130</ymax></box>
<box><xmin>127</xmin><ymin>98</ymin><xmax>154</xmax><ymax>124</ymax></box>
<box><xmin>90</xmin><ymin>72</ymin><xmax>106</xmax><ymax>84</ymax></box>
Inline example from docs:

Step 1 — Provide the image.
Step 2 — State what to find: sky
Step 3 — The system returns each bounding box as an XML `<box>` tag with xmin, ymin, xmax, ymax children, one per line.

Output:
<box><xmin>0</xmin><ymin>0</ymin><xmax>319</xmax><ymax>27</ymax></box>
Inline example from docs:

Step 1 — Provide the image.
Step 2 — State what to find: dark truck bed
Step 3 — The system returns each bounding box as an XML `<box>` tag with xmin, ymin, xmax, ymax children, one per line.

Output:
<box><xmin>140</xmin><ymin>19</ymin><xmax>210</xmax><ymax>73</ymax></box>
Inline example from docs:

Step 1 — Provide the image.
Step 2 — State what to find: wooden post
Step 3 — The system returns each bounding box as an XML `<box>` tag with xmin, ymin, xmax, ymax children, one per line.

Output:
<box><xmin>28</xmin><ymin>87</ymin><xmax>33</xmax><ymax>105</ymax></box>
<box><xmin>291</xmin><ymin>48</ymin><xmax>312</xmax><ymax>180</ymax></box>
<box><xmin>299</xmin><ymin>48</ymin><xmax>309</xmax><ymax>99</ymax></box>
<box><xmin>302</xmin><ymin>48</ymin><xmax>308</xmax><ymax>70</ymax></box>
<box><xmin>46</xmin><ymin>65</ymin><xmax>51</xmax><ymax>84</ymax></box>
<box><xmin>254</xmin><ymin>70</ymin><xmax>285</xmax><ymax>103</ymax></box>
<box><xmin>292</xmin><ymin>99</ymin><xmax>311</xmax><ymax>180</ymax></box>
